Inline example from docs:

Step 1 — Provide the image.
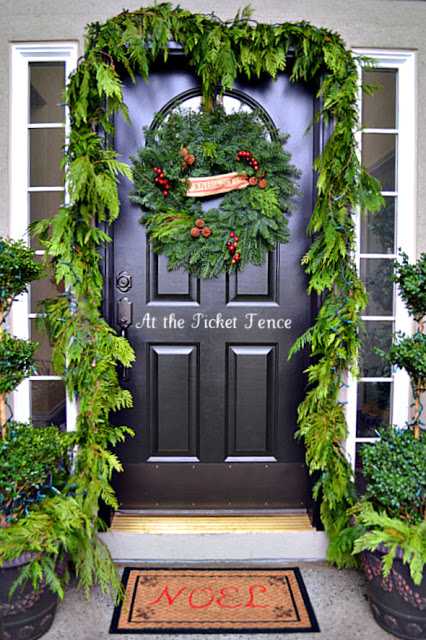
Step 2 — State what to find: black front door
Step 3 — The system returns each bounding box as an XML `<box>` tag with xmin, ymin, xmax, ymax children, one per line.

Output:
<box><xmin>110</xmin><ymin>54</ymin><xmax>317</xmax><ymax>512</ymax></box>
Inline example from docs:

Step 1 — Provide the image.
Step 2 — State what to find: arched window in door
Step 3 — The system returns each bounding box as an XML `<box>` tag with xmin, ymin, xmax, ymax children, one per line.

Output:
<box><xmin>150</xmin><ymin>87</ymin><xmax>276</xmax><ymax>136</ymax></box>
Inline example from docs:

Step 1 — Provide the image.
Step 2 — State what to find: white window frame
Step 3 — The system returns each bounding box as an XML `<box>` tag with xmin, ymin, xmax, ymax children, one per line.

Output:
<box><xmin>346</xmin><ymin>49</ymin><xmax>417</xmax><ymax>469</ymax></box>
<box><xmin>9</xmin><ymin>42</ymin><xmax>79</xmax><ymax>429</ymax></box>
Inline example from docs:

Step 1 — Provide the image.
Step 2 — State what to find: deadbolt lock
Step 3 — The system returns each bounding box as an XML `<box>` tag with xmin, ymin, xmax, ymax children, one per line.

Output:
<box><xmin>116</xmin><ymin>270</ymin><xmax>132</xmax><ymax>293</ymax></box>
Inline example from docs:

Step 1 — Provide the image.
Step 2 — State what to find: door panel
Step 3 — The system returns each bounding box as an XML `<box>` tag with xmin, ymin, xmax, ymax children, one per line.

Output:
<box><xmin>228</xmin><ymin>254</ymin><xmax>278</xmax><ymax>303</ymax></box>
<box><xmin>148</xmin><ymin>344</ymin><xmax>199</xmax><ymax>460</ymax></box>
<box><xmin>227</xmin><ymin>344</ymin><xmax>276</xmax><ymax>458</ymax></box>
<box><xmin>110</xmin><ymin>55</ymin><xmax>317</xmax><ymax>511</ymax></box>
<box><xmin>148</xmin><ymin>253</ymin><xmax>200</xmax><ymax>304</ymax></box>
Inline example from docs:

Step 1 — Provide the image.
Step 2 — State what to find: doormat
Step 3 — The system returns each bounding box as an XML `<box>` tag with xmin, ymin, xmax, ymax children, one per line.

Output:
<box><xmin>109</xmin><ymin>567</ymin><xmax>320</xmax><ymax>634</ymax></box>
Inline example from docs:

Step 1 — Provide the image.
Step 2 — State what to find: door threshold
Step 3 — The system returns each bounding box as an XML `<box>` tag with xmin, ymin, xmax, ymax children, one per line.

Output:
<box><xmin>110</xmin><ymin>512</ymin><xmax>314</xmax><ymax>534</ymax></box>
<box><xmin>116</xmin><ymin>508</ymin><xmax>307</xmax><ymax>516</ymax></box>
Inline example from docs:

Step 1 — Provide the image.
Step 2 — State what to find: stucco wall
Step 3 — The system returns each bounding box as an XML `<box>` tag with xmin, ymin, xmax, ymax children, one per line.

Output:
<box><xmin>1</xmin><ymin>0</ymin><xmax>425</xmax><ymax>250</ymax></box>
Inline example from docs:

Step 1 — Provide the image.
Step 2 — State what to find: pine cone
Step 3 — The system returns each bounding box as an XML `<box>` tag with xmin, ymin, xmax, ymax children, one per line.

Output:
<box><xmin>181</xmin><ymin>161</ymin><xmax>188</xmax><ymax>169</ymax></box>
<box><xmin>190</xmin><ymin>227</ymin><xmax>201</xmax><ymax>238</ymax></box>
<box><xmin>184</xmin><ymin>154</ymin><xmax>195</xmax><ymax>165</ymax></box>
<box><xmin>195</xmin><ymin>219</ymin><xmax>205</xmax><ymax>228</ymax></box>
<box><xmin>258</xmin><ymin>179</ymin><xmax>267</xmax><ymax>189</ymax></box>
<box><xmin>248</xmin><ymin>176</ymin><xmax>259</xmax><ymax>186</ymax></box>
<box><xmin>201</xmin><ymin>227</ymin><xmax>211</xmax><ymax>238</ymax></box>
<box><xmin>258</xmin><ymin>171</ymin><xmax>265</xmax><ymax>178</ymax></box>
<box><xmin>179</xmin><ymin>147</ymin><xmax>189</xmax><ymax>155</ymax></box>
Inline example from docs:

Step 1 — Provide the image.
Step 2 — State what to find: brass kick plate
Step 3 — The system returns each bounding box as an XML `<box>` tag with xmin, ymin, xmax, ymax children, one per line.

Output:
<box><xmin>110</xmin><ymin>513</ymin><xmax>314</xmax><ymax>534</ymax></box>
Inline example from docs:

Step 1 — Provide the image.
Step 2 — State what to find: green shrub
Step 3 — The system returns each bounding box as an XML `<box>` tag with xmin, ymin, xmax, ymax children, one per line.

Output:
<box><xmin>0</xmin><ymin>422</ymin><xmax>71</xmax><ymax>526</ymax></box>
<box><xmin>0</xmin><ymin>237</ymin><xmax>42</xmax><ymax>311</ymax></box>
<box><xmin>376</xmin><ymin>331</ymin><xmax>426</xmax><ymax>388</ymax></box>
<box><xmin>0</xmin><ymin>333</ymin><xmax>38</xmax><ymax>394</ymax></box>
<box><xmin>361</xmin><ymin>427</ymin><xmax>426</xmax><ymax>524</ymax></box>
<box><xmin>392</xmin><ymin>250</ymin><xmax>426</xmax><ymax>321</ymax></box>
<box><xmin>347</xmin><ymin>251</ymin><xmax>426</xmax><ymax>583</ymax></box>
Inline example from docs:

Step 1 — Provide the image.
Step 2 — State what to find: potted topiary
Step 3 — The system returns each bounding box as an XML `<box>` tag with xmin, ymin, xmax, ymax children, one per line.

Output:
<box><xmin>0</xmin><ymin>236</ymin><xmax>124</xmax><ymax>640</ymax></box>
<box><xmin>0</xmin><ymin>423</ymin><xmax>72</xmax><ymax>640</ymax></box>
<box><xmin>0</xmin><ymin>237</ymin><xmax>41</xmax><ymax>434</ymax></box>
<box><xmin>352</xmin><ymin>250</ymin><xmax>426</xmax><ymax>640</ymax></box>
<box><xmin>0</xmin><ymin>236</ymin><xmax>72</xmax><ymax>639</ymax></box>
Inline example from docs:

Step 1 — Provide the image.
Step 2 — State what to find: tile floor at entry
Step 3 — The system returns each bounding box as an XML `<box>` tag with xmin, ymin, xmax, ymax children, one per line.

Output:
<box><xmin>42</xmin><ymin>562</ymin><xmax>391</xmax><ymax>640</ymax></box>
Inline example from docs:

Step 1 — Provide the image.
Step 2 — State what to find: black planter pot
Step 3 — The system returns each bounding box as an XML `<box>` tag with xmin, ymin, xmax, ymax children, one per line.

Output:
<box><xmin>0</xmin><ymin>553</ymin><xmax>59</xmax><ymax>640</ymax></box>
<box><xmin>362</xmin><ymin>545</ymin><xmax>426</xmax><ymax>639</ymax></box>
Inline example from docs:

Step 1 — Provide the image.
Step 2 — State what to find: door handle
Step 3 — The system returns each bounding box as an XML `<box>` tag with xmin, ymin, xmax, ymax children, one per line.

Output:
<box><xmin>117</xmin><ymin>296</ymin><xmax>133</xmax><ymax>381</ymax></box>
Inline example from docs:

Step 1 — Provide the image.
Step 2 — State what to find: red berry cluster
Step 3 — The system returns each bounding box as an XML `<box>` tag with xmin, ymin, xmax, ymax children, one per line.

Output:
<box><xmin>236</xmin><ymin>150</ymin><xmax>259</xmax><ymax>172</ymax></box>
<box><xmin>153</xmin><ymin>166</ymin><xmax>170</xmax><ymax>197</ymax></box>
<box><xmin>227</xmin><ymin>232</ymin><xmax>240</xmax><ymax>264</ymax></box>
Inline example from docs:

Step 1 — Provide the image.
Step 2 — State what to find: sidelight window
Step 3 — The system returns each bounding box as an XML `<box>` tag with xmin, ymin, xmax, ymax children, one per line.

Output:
<box><xmin>10</xmin><ymin>43</ymin><xmax>78</xmax><ymax>429</ymax></box>
<box><xmin>346</xmin><ymin>50</ymin><xmax>416</xmax><ymax>478</ymax></box>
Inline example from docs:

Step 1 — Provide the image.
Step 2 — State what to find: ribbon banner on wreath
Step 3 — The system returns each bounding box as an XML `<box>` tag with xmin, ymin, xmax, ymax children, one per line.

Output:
<box><xmin>186</xmin><ymin>172</ymin><xmax>249</xmax><ymax>197</ymax></box>
<box><xmin>130</xmin><ymin>106</ymin><xmax>301</xmax><ymax>279</ymax></box>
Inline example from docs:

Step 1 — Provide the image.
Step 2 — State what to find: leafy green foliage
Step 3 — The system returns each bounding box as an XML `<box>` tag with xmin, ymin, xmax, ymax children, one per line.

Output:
<box><xmin>130</xmin><ymin>106</ymin><xmax>300</xmax><ymax>278</ymax></box>
<box><xmin>0</xmin><ymin>333</ymin><xmax>37</xmax><ymax>394</ymax></box>
<box><xmin>0</xmin><ymin>237</ymin><xmax>42</xmax><ymax>319</ymax></box>
<box><xmin>0</xmin><ymin>493</ymin><xmax>124</xmax><ymax>600</ymax></box>
<box><xmin>361</xmin><ymin>428</ymin><xmax>426</xmax><ymax>523</ymax></box>
<box><xmin>352</xmin><ymin>251</ymin><xmax>426</xmax><ymax>583</ymax></box>
<box><xmin>25</xmin><ymin>2</ymin><xmax>386</xmax><ymax>587</ymax></box>
<box><xmin>0</xmin><ymin>236</ymin><xmax>125</xmax><ymax>599</ymax></box>
<box><xmin>392</xmin><ymin>250</ymin><xmax>426</xmax><ymax>322</ymax></box>
<box><xmin>374</xmin><ymin>251</ymin><xmax>426</xmax><ymax>432</ymax></box>
<box><xmin>0</xmin><ymin>237</ymin><xmax>42</xmax><ymax>437</ymax></box>
<box><xmin>0</xmin><ymin>422</ymin><xmax>71</xmax><ymax>526</ymax></box>
<box><xmin>377</xmin><ymin>331</ymin><xmax>426</xmax><ymax>387</ymax></box>
<box><xmin>352</xmin><ymin>503</ymin><xmax>426</xmax><ymax>585</ymax></box>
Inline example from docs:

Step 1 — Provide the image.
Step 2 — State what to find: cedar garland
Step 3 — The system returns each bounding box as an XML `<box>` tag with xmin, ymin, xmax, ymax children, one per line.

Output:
<box><xmin>33</xmin><ymin>3</ymin><xmax>383</xmax><ymax>569</ymax></box>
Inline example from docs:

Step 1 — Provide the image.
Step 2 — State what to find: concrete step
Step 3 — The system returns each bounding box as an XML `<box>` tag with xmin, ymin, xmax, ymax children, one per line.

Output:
<box><xmin>100</xmin><ymin>514</ymin><xmax>329</xmax><ymax>562</ymax></box>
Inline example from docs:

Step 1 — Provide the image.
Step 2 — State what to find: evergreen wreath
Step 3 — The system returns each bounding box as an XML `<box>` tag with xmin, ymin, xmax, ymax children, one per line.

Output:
<box><xmin>129</xmin><ymin>106</ymin><xmax>300</xmax><ymax>278</ymax></box>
